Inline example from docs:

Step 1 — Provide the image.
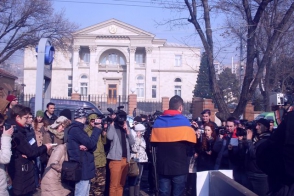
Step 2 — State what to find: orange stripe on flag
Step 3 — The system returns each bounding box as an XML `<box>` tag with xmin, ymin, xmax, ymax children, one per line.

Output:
<box><xmin>151</xmin><ymin>126</ymin><xmax>196</xmax><ymax>143</ymax></box>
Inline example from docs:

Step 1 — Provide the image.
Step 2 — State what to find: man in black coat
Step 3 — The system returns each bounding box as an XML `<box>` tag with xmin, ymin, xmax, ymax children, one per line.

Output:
<box><xmin>67</xmin><ymin>107</ymin><xmax>101</xmax><ymax>196</ymax></box>
<box><xmin>43</xmin><ymin>102</ymin><xmax>57</xmax><ymax>125</ymax></box>
<box><xmin>8</xmin><ymin>105</ymin><xmax>52</xmax><ymax>196</ymax></box>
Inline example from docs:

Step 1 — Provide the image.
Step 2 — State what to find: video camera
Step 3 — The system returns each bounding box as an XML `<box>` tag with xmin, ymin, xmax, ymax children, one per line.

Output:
<box><xmin>216</xmin><ymin>126</ymin><xmax>230</xmax><ymax>135</ymax></box>
<box><xmin>236</xmin><ymin>127</ymin><xmax>247</xmax><ymax>137</ymax></box>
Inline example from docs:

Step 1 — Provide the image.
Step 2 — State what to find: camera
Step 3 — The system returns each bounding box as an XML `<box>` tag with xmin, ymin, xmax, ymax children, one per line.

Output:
<box><xmin>244</xmin><ymin>120</ymin><xmax>257</xmax><ymax>130</ymax></box>
<box><xmin>4</xmin><ymin>123</ymin><xmax>12</xmax><ymax>130</ymax></box>
<box><xmin>236</xmin><ymin>127</ymin><xmax>247</xmax><ymax>137</ymax></box>
<box><xmin>217</xmin><ymin>126</ymin><xmax>229</xmax><ymax>135</ymax></box>
<box><xmin>269</xmin><ymin>93</ymin><xmax>285</xmax><ymax>106</ymax></box>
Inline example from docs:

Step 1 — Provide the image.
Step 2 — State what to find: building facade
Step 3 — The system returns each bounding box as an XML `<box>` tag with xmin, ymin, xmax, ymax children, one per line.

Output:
<box><xmin>24</xmin><ymin>19</ymin><xmax>200</xmax><ymax>102</ymax></box>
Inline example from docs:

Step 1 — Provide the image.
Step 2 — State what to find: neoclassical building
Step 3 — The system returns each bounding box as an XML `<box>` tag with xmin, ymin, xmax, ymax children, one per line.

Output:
<box><xmin>24</xmin><ymin>19</ymin><xmax>200</xmax><ymax>102</ymax></box>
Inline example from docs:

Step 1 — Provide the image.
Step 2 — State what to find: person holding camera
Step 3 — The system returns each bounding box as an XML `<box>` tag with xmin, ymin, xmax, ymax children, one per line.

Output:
<box><xmin>245</xmin><ymin>118</ymin><xmax>270</xmax><ymax>196</ymax></box>
<box><xmin>67</xmin><ymin>107</ymin><xmax>102</xmax><ymax>196</ymax></box>
<box><xmin>0</xmin><ymin>113</ymin><xmax>14</xmax><ymax>196</ymax></box>
<box><xmin>84</xmin><ymin>113</ymin><xmax>107</xmax><ymax>196</ymax></box>
<box><xmin>107</xmin><ymin>109</ymin><xmax>135</xmax><ymax>196</ymax></box>
<box><xmin>213</xmin><ymin>117</ymin><xmax>238</xmax><ymax>170</ymax></box>
<box><xmin>7</xmin><ymin>105</ymin><xmax>53</xmax><ymax>196</ymax></box>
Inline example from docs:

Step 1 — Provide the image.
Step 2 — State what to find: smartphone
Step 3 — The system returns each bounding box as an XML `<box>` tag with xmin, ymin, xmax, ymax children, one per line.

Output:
<box><xmin>51</xmin><ymin>143</ymin><xmax>58</xmax><ymax>146</ymax></box>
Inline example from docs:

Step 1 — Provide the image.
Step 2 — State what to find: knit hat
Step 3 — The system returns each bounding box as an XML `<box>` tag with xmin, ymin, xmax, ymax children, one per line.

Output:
<box><xmin>257</xmin><ymin>118</ymin><xmax>270</xmax><ymax>129</ymax></box>
<box><xmin>74</xmin><ymin>107</ymin><xmax>87</xmax><ymax>119</ymax></box>
<box><xmin>59</xmin><ymin>109</ymin><xmax>72</xmax><ymax>120</ymax></box>
<box><xmin>36</xmin><ymin>110</ymin><xmax>44</xmax><ymax>117</ymax></box>
<box><xmin>88</xmin><ymin>113</ymin><xmax>98</xmax><ymax>121</ymax></box>
<box><xmin>6</xmin><ymin>95</ymin><xmax>16</xmax><ymax>102</ymax></box>
<box><xmin>50</xmin><ymin>116</ymin><xmax>68</xmax><ymax>129</ymax></box>
<box><xmin>134</xmin><ymin>124</ymin><xmax>146</xmax><ymax>132</ymax></box>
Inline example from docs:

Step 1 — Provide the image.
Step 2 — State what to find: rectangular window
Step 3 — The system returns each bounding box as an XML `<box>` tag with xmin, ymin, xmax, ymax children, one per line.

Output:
<box><xmin>82</xmin><ymin>52</ymin><xmax>90</xmax><ymax>63</ymax></box>
<box><xmin>152</xmin><ymin>77</ymin><xmax>157</xmax><ymax>82</ymax></box>
<box><xmin>175</xmin><ymin>55</ymin><xmax>182</xmax><ymax>67</ymax></box>
<box><xmin>135</xmin><ymin>53</ymin><xmax>144</xmax><ymax>64</ymax></box>
<box><xmin>175</xmin><ymin>85</ymin><xmax>181</xmax><ymax>96</ymax></box>
<box><xmin>152</xmin><ymin>85</ymin><xmax>157</xmax><ymax>98</ymax></box>
<box><xmin>80</xmin><ymin>82</ymin><xmax>88</xmax><ymax>96</ymax></box>
<box><xmin>68</xmin><ymin>76</ymin><xmax>72</xmax><ymax>80</ymax></box>
<box><xmin>68</xmin><ymin>84</ymin><xmax>72</xmax><ymax>96</ymax></box>
<box><xmin>136</xmin><ymin>83</ymin><xmax>144</xmax><ymax>98</ymax></box>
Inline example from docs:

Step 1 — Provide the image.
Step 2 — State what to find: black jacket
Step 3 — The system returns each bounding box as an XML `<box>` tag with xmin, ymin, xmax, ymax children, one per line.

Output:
<box><xmin>156</xmin><ymin>141</ymin><xmax>190</xmax><ymax>176</ymax></box>
<box><xmin>67</xmin><ymin>121</ymin><xmax>101</xmax><ymax>180</ymax></box>
<box><xmin>246</xmin><ymin>132</ymin><xmax>271</xmax><ymax>174</ymax></box>
<box><xmin>196</xmin><ymin>137</ymin><xmax>216</xmax><ymax>171</ymax></box>
<box><xmin>8</xmin><ymin>121</ymin><xmax>47</xmax><ymax>195</ymax></box>
<box><xmin>43</xmin><ymin>111</ymin><xmax>58</xmax><ymax>125</ymax></box>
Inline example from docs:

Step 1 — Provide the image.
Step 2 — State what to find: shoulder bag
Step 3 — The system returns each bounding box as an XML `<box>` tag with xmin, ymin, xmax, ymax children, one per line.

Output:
<box><xmin>128</xmin><ymin>156</ymin><xmax>139</xmax><ymax>177</ymax></box>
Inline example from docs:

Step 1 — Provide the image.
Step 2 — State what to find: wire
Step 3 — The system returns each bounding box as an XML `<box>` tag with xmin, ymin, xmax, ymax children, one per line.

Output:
<box><xmin>51</xmin><ymin>0</ymin><xmax>186</xmax><ymax>9</ymax></box>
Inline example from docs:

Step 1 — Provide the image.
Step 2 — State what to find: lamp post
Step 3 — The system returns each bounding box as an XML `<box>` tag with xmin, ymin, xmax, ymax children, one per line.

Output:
<box><xmin>21</xmin><ymin>83</ymin><xmax>26</xmax><ymax>104</ymax></box>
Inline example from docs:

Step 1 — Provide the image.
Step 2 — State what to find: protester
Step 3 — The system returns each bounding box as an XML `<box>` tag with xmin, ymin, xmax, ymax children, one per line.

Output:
<box><xmin>107</xmin><ymin>109</ymin><xmax>135</xmax><ymax>196</ymax></box>
<box><xmin>246</xmin><ymin>118</ymin><xmax>270</xmax><ymax>196</ymax></box>
<box><xmin>43</xmin><ymin>102</ymin><xmax>57</xmax><ymax>125</ymax></box>
<box><xmin>197</xmin><ymin>122</ymin><xmax>216</xmax><ymax>171</ymax></box>
<box><xmin>7</xmin><ymin>105</ymin><xmax>53</xmax><ymax>196</ymax></box>
<box><xmin>6</xmin><ymin>95</ymin><xmax>18</xmax><ymax>119</ymax></box>
<box><xmin>85</xmin><ymin>113</ymin><xmax>107</xmax><ymax>196</ymax></box>
<box><xmin>129</xmin><ymin>123</ymin><xmax>148</xmax><ymax>196</ymax></box>
<box><xmin>67</xmin><ymin>107</ymin><xmax>101</xmax><ymax>196</ymax></box>
<box><xmin>0</xmin><ymin>113</ymin><xmax>14</xmax><ymax>196</ymax></box>
<box><xmin>41</xmin><ymin>118</ymin><xmax>72</xmax><ymax>196</ymax></box>
<box><xmin>150</xmin><ymin>95</ymin><xmax>196</xmax><ymax>196</ymax></box>
<box><xmin>43</xmin><ymin>116</ymin><xmax>71</xmax><ymax>155</ymax></box>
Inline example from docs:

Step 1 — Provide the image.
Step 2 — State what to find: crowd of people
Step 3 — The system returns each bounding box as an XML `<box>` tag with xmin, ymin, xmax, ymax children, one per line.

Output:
<box><xmin>0</xmin><ymin>94</ymin><xmax>291</xmax><ymax>196</ymax></box>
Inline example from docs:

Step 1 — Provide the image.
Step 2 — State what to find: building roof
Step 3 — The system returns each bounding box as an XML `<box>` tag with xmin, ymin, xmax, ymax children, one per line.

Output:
<box><xmin>0</xmin><ymin>68</ymin><xmax>18</xmax><ymax>80</ymax></box>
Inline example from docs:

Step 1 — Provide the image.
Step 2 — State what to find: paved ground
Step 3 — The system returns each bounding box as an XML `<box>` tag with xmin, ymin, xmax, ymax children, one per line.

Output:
<box><xmin>34</xmin><ymin>166</ymin><xmax>153</xmax><ymax>196</ymax></box>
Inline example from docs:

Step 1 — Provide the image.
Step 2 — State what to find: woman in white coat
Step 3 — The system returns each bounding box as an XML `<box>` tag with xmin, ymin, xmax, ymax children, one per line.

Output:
<box><xmin>0</xmin><ymin>114</ymin><xmax>14</xmax><ymax>196</ymax></box>
<box><xmin>129</xmin><ymin>124</ymin><xmax>148</xmax><ymax>196</ymax></box>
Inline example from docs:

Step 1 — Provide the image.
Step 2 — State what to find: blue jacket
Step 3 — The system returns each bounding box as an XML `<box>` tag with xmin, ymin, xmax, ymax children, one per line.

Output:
<box><xmin>67</xmin><ymin>121</ymin><xmax>101</xmax><ymax>180</ymax></box>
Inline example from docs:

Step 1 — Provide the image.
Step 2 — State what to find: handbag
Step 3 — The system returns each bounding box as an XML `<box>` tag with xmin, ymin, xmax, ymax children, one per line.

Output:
<box><xmin>61</xmin><ymin>161</ymin><xmax>82</xmax><ymax>181</ymax></box>
<box><xmin>128</xmin><ymin>158</ymin><xmax>139</xmax><ymax>177</ymax></box>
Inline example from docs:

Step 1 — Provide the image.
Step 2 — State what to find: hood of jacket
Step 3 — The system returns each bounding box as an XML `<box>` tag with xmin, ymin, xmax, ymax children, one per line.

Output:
<box><xmin>0</xmin><ymin>99</ymin><xmax>9</xmax><ymax>116</ymax></box>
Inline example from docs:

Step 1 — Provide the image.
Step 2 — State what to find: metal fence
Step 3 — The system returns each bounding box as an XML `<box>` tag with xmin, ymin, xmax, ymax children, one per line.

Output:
<box><xmin>137</xmin><ymin>100</ymin><xmax>162</xmax><ymax>115</ymax></box>
<box><xmin>18</xmin><ymin>94</ymin><xmax>129</xmax><ymax>114</ymax></box>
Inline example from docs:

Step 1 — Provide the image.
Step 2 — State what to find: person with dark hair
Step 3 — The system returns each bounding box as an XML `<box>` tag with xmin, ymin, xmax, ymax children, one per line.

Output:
<box><xmin>245</xmin><ymin>118</ymin><xmax>270</xmax><ymax>196</ymax></box>
<box><xmin>43</xmin><ymin>102</ymin><xmax>57</xmax><ymax>125</ymax></box>
<box><xmin>150</xmin><ymin>95</ymin><xmax>196</xmax><ymax>196</ymax></box>
<box><xmin>213</xmin><ymin>117</ymin><xmax>238</xmax><ymax>170</ymax></box>
<box><xmin>7</xmin><ymin>104</ymin><xmax>53</xmax><ymax>196</ymax></box>
<box><xmin>107</xmin><ymin>109</ymin><xmax>135</xmax><ymax>196</ymax></box>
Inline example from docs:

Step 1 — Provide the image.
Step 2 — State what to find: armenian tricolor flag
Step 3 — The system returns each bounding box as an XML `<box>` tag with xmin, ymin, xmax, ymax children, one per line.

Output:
<box><xmin>151</xmin><ymin>111</ymin><xmax>196</xmax><ymax>143</ymax></box>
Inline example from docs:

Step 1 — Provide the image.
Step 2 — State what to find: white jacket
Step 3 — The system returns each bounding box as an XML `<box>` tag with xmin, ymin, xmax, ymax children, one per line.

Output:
<box><xmin>0</xmin><ymin>134</ymin><xmax>12</xmax><ymax>196</ymax></box>
<box><xmin>130</xmin><ymin>135</ymin><xmax>148</xmax><ymax>163</ymax></box>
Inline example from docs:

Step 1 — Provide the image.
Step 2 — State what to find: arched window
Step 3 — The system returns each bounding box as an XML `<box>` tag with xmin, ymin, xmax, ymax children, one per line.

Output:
<box><xmin>81</xmin><ymin>75</ymin><xmax>88</xmax><ymax>79</ymax></box>
<box><xmin>99</xmin><ymin>50</ymin><xmax>126</xmax><ymax>66</ymax></box>
<box><xmin>175</xmin><ymin>78</ymin><xmax>182</xmax><ymax>82</ymax></box>
<box><xmin>136</xmin><ymin>75</ymin><xmax>145</xmax><ymax>97</ymax></box>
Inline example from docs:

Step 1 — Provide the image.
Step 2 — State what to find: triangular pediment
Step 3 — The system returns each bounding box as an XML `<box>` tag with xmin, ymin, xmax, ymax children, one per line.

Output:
<box><xmin>73</xmin><ymin>19</ymin><xmax>155</xmax><ymax>38</ymax></box>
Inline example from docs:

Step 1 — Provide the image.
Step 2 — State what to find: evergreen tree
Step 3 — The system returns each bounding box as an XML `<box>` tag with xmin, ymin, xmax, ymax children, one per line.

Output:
<box><xmin>217</xmin><ymin>67</ymin><xmax>240</xmax><ymax>104</ymax></box>
<box><xmin>193</xmin><ymin>53</ymin><xmax>213</xmax><ymax>98</ymax></box>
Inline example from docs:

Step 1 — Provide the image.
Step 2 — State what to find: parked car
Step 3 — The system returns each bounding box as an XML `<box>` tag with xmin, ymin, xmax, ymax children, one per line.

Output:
<box><xmin>29</xmin><ymin>97</ymin><xmax>103</xmax><ymax>120</ymax></box>
<box><xmin>255</xmin><ymin>112</ymin><xmax>277</xmax><ymax>128</ymax></box>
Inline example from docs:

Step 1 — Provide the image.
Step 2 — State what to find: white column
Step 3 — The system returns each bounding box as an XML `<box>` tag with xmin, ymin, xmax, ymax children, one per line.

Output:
<box><xmin>128</xmin><ymin>47</ymin><xmax>136</xmax><ymax>95</ymax></box>
<box><xmin>89</xmin><ymin>45</ymin><xmax>97</xmax><ymax>94</ymax></box>
<box><xmin>72</xmin><ymin>45</ymin><xmax>80</xmax><ymax>93</ymax></box>
<box><xmin>145</xmin><ymin>47</ymin><xmax>153</xmax><ymax>100</ymax></box>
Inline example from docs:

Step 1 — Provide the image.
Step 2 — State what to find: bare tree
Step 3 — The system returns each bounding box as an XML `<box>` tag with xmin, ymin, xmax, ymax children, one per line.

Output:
<box><xmin>0</xmin><ymin>0</ymin><xmax>78</xmax><ymax>64</ymax></box>
<box><xmin>154</xmin><ymin>0</ymin><xmax>294</xmax><ymax>120</ymax></box>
